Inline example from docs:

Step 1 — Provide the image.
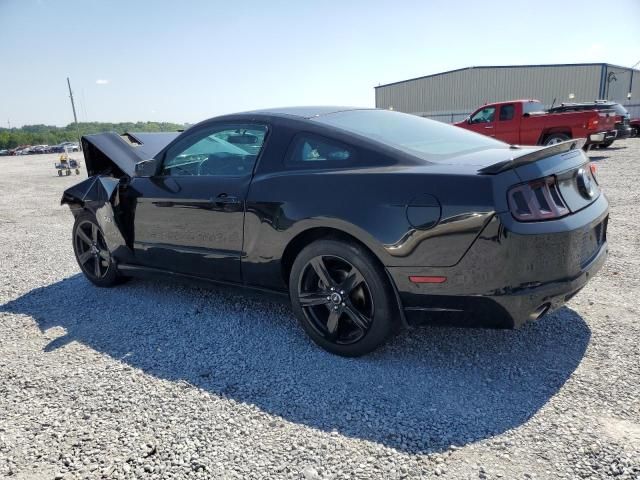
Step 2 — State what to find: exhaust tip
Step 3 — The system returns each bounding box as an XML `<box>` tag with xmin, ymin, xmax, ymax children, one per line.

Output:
<box><xmin>530</xmin><ymin>303</ymin><xmax>551</xmax><ymax>321</ymax></box>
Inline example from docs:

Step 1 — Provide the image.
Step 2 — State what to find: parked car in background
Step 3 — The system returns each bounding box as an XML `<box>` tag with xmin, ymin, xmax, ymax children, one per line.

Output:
<box><xmin>29</xmin><ymin>145</ymin><xmax>51</xmax><ymax>154</ymax></box>
<box><xmin>15</xmin><ymin>147</ymin><xmax>32</xmax><ymax>155</ymax></box>
<box><xmin>629</xmin><ymin>118</ymin><xmax>640</xmax><ymax>137</ymax></box>
<box><xmin>548</xmin><ymin>101</ymin><xmax>632</xmax><ymax>148</ymax></box>
<box><xmin>51</xmin><ymin>142</ymin><xmax>80</xmax><ymax>153</ymax></box>
<box><xmin>62</xmin><ymin>142</ymin><xmax>80</xmax><ymax>152</ymax></box>
<box><xmin>455</xmin><ymin>100</ymin><xmax>615</xmax><ymax>148</ymax></box>
<box><xmin>0</xmin><ymin>149</ymin><xmax>8</xmax><ymax>156</ymax></box>
<box><xmin>62</xmin><ymin>107</ymin><xmax>608</xmax><ymax>356</ymax></box>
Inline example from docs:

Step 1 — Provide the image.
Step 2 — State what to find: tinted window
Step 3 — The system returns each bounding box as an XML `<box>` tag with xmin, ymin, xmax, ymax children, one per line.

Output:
<box><xmin>288</xmin><ymin>134</ymin><xmax>352</xmax><ymax>164</ymax></box>
<box><xmin>523</xmin><ymin>102</ymin><xmax>545</xmax><ymax>114</ymax></box>
<box><xmin>162</xmin><ymin>125</ymin><xmax>267</xmax><ymax>176</ymax></box>
<box><xmin>470</xmin><ymin>107</ymin><xmax>495</xmax><ymax>123</ymax></box>
<box><xmin>313</xmin><ymin>109</ymin><xmax>505</xmax><ymax>161</ymax></box>
<box><xmin>499</xmin><ymin>104</ymin><xmax>515</xmax><ymax>121</ymax></box>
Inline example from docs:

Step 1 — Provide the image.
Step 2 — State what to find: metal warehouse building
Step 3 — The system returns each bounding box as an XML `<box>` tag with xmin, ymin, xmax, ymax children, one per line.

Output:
<box><xmin>375</xmin><ymin>63</ymin><xmax>640</xmax><ymax>122</ymax></box>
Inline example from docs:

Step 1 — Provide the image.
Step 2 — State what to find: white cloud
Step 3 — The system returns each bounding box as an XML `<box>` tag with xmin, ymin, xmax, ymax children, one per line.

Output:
<box><xmin>95</xmin><ymin>79</ymin><xmax>110</xmax><ymax>85</ymax></box>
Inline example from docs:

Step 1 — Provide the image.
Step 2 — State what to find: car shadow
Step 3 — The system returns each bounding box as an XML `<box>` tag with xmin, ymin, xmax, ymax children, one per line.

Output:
<box><xmin>1</xmin><ymin>274</ymin><xmax>591</xmax><ymax>454</ymax></box>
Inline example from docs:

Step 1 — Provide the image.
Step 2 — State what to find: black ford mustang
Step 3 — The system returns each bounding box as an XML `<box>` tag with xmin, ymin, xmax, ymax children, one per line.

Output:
<box><xmin>62</xmin><ymin>107</ymin><xmax>608</xmax><ymax>356</ymax></box>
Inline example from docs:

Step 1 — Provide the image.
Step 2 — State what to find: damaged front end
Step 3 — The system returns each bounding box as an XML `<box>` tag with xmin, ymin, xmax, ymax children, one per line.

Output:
<box><xmin>61</xmin><ymin>131</ymin><xmax>179</xmax><ymax>263</ymax></box>
<box><xmin>62</xmin><ymin>174</ymin><xmax>133</xmax><ymax>263</ymax></box>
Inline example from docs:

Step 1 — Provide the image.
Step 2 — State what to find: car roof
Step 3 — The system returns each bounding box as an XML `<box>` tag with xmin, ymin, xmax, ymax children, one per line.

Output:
<box><xmin>239</xmin><ymin>106</ymin><xmax>373</xmax><ymax>119</ymax></box>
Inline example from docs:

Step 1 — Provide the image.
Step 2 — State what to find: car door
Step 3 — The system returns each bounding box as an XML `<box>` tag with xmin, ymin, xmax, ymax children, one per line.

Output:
<box><xmin>128</xmin><ymin>122</ymin><xmax>268</xmax><ymax>283</ymax></box>
<box><xmin>466</xmin><ymin>106</ymin><xmax>496</xmax><ymax>138</ymax></box>
<box><xmin>494</xmin><ymin>103</ymin><xmax>519</xmax><ymax>144</ymax></box>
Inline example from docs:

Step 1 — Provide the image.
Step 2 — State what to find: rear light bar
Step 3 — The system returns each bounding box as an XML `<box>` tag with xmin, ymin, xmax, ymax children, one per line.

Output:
<box><xmin>508</xmin><ymin>176</ymin><xmax>569</xmax><ymax>221</ymax></box>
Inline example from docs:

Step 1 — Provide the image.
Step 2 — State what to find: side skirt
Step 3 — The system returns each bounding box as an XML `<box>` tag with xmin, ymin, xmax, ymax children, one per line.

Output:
<box><xmin>117</xmin><ymin>264</ymin><xmax>289</xmax><ymax>300</ymax></box>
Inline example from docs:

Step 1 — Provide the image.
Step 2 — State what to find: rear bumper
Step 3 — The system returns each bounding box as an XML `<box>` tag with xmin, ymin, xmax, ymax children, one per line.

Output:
<box><xmin>388</xmin><ymin>195</ymin><xmax>609</xmax><ymax>328</ymax></box>
<box><xmin>586</xmin><ymin>131</ymin><xmax>615</xmax><ymax>145</ymax></box>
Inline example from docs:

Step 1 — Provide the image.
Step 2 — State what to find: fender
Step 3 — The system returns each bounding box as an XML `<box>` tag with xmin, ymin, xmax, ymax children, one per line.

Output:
<box><xmin>61</xmin><ymin>176</ymin><xmax>133</xmax><ymax>263</ymax></box>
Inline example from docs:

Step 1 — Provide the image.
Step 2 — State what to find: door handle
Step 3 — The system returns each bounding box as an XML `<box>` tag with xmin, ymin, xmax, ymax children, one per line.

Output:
<box><xmin>484</xmin><ymin>125</ymin><xmax>494</xmax><ymax>129</ymax></box>
<box><xmin>213</xmin><ymin>194</ymin><xmax>241</xmax><ymax>205</ymax></box>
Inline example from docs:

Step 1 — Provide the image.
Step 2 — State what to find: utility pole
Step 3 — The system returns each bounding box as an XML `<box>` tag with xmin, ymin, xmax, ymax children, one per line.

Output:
<box><xmin>67</xmin><ymin>77</ymin><xmax>82</xmax><ymax>150</ymax></box>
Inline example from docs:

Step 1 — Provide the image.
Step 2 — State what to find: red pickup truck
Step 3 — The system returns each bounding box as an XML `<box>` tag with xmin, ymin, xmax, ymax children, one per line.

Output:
<box><xmin>455</xmin><ymin>99</ymin><xmax>615</xmax><ymax>147</ymax></box>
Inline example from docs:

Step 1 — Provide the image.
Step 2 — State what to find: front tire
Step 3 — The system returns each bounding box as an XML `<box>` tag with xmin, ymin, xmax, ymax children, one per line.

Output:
<box><xmin>72</xmin><ymin>212</ymin><xmax>123</xmax><ymax>287</ymax></box>
<box><xmin>543</xmin><ymin>133</ymin><xmax>570</xmax><ymax>145</ymax></box>
<box><xmin>289</xmin><ymin>239</ymin><xmax>397</xmax><ymax>356</ymax></box>
<box><xmin>599</xmin><ymin>139</ymin><xmax>614</xmax><ymax>148</ymax></box>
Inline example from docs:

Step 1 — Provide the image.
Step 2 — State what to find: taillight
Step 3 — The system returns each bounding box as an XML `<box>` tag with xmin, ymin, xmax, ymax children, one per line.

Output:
<box><xmin>587</xmin><ymin>116</ymin><xmax>599</xmax><ymax>130</ymax></box>
<box><xmin>508</xmin><ymin>176</ymin><xmax>569</xmax><ymax>221</ymax></box>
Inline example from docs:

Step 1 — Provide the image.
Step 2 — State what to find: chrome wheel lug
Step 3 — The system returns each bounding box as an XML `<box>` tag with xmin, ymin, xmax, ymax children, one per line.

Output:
<box><xmin>340</xmin><ymin>290</ymin><xmax>344</xmax><ymax>295</ymax></box>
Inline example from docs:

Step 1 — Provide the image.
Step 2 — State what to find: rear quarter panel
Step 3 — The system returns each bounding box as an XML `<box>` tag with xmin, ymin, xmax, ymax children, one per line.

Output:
<box><xmin>242</xmin><ymin>166</ymin><xmax>499</xmax><ymax>291</ymax></box>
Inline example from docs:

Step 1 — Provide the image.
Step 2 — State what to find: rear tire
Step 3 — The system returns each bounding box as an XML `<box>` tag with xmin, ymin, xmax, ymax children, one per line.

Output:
<box><xmin>289</xmin><ymin>239</ymin><xmax>398</xmax><ymax>356</ymax></box>
<box><xmin>599</xmin><ymin>139</ymin><xmax>614</xmax><ymax>148</ymax></box>
<box><xmin>72</xmin><ymin>211</ymin><xmax>125</xmax><ymax>287</ymax></box>
<box><xmin>543</xmin><ymin>133</ymin><xmax>570</xmax><ymax>145</ymax></box>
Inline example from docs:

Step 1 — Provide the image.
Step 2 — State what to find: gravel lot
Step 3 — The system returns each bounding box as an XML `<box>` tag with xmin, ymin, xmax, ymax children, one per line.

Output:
<box><xmin>1</xmin><ymin>141</ymin><xmax>639</xmax><ymax>480</ymax></box>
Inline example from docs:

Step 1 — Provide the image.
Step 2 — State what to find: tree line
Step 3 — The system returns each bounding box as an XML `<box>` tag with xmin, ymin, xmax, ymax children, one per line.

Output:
<box><xmin>0</xmin><ymin>121</ymin><xmax>188</xmax><ymax>149</ymax></box>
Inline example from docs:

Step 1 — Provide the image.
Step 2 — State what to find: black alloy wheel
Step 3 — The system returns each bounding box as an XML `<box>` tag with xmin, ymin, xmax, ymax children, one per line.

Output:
<box><xmin>289</xmin><ymin>239</ymin><xmax>397</xmax><ymax>356</ymax></box>
<box><xmin>75</xmin><ymin>219</ymin><xmax>111</xmax><ymax>279</ymax></box>
<box><xmin>298</xmin><ymin>254</ymin><xmax>374</xmax><ymax>345</ymax></box>
<box><xmin>72</xmin><ymin>212</ymin><xmax>124</xmax><ymax>287</ymax></box>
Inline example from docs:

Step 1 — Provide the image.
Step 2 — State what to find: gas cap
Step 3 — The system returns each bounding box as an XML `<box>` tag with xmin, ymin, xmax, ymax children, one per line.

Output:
<box><xmin>406</xmin><ymin>194</ymin><xmax>441</xmax><ymax>230</ymax></box>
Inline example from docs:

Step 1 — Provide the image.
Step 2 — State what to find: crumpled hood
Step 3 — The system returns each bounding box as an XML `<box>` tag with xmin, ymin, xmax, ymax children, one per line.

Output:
<box><xmin>81</xmin><ymin>131</ymin><xmax>180</xmax><ymax>177</ymax></box>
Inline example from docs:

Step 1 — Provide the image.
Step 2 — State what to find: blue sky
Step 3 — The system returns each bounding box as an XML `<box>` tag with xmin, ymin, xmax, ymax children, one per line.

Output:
<box><xmin>1</xmin><ymin>0</ymin><xmax>639</xmax><ymax>127</ymax></box>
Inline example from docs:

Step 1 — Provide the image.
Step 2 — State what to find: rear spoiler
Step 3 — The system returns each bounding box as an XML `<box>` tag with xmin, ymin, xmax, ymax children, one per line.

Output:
<box><xmin>82</xmin><ymin>131</ymin><xmax>180</xmax><ymax>177</ymax></box>
<box><xmin>478</xmin><ymin>138</ymin><xmax>586</xmax><ymax>174</ymax></box>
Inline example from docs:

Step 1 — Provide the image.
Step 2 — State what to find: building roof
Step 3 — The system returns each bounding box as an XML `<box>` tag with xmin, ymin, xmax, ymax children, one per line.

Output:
<box><xmin>375</xmin><ymin>63</ymin><xmax>640</xmax><ymax>89</ymax></box>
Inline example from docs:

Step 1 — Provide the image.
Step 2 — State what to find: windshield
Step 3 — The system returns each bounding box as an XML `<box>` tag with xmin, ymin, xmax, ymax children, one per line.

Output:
<box><xmin>313</xmin><ymin>109</ymin><xmax>507</xmax><ymax>161</ymax></box>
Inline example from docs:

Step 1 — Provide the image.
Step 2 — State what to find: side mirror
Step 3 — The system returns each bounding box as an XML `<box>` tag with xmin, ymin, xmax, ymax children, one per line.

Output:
<box><xmin>134</xmin><ymin>158</ymin><xmax>157</xmax><ymax>177</ymax></box>
<box><xmin>523</xmin><ymin>112</ymin><xmax>530</xmax><ymax>118</ymax></box>
<box><xmin>467</xmin><ymin>117</ymin><xmax>472</xmax><ymax>124</ymax></box>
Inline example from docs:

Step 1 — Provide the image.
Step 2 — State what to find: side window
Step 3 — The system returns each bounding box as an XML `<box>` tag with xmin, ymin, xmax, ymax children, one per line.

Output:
<box><xmin>161</xmin><ymin>124</ymin><xmax>267</xmax><ymax>176</ymax></box>
<box><xmin>287</xmin><ymin>134</ymin><xmax>353</xmax><ymax>165</ymax></box>
<box><xmin>499</xmin><ymin>104</ymin><xmax>515</xmax><ymax>121</ymax></box>
<box><xmin>470</xmin><ymin>107</ymin><xmax>496</xmax><ymax>124</ymax></box>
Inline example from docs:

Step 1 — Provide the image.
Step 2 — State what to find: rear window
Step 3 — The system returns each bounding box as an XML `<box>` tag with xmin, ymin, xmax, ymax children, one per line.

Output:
<box><xmin>523</xmin><ymin>102</ymin><xmax>545</xmax><ymax>114</ymax></box>
<box><xmin>312</xmin><ymin>109</ymin><xmax>506</xmax><ymax>161</ymax></box>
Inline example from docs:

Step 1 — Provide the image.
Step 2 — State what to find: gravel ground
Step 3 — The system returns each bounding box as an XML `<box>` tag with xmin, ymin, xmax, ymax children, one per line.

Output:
<box><xmin>0</xmin><ymin>142</ymin><xmax>639</xmax><ymax>480</ymax></box>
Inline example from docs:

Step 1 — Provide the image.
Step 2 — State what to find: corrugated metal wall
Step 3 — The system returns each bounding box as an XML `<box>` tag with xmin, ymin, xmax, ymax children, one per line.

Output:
<box><xmin>375</xmin><ymin>64</ymin><xmax>611</xmax><ymax>117</ymax></box>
